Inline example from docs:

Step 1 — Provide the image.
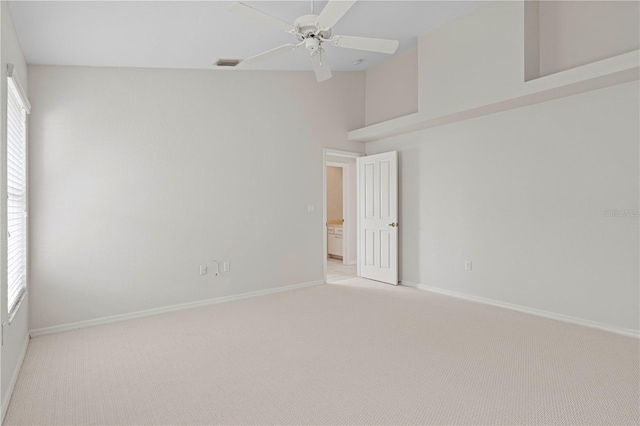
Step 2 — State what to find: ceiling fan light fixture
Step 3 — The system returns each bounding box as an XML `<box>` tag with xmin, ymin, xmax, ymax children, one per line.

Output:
<box><xmin>305</xmin><ymin>37</ymin><xmax>320</xmax><ymax>53</ymax></box>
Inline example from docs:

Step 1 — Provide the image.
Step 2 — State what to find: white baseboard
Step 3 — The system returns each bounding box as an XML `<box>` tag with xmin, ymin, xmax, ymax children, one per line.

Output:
<box><xmin>30</xmin><ymin>280</ymin><xmax>324</xmax><ymax>337</ymax></box>
<box><xmin>347</xmin><ymin>260</ymin><xmax>357</xmax><ymax>266</ymax></box>
<box><xmin>401</xmin><ymin>281</ymin><xmax>639</xmax><ymax>339</ymax></box>
<box><xmin>1</xmin><ymin>334</ymin><xmax>29</xmax><ymax>422</ymax></box>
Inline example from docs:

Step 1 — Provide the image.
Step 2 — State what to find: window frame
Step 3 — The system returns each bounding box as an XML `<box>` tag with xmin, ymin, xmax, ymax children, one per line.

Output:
<box><xmin>6</xmin><ymin>66</ymin><xmax>30</xmax><ymax>320</ymax></box>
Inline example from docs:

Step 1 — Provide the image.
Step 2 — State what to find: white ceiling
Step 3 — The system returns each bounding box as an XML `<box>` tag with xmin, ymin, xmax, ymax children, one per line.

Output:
<box><xmin>9</xmin><ymin>0</ymin><xmax>481</xmax><ymax>72</ymax></box>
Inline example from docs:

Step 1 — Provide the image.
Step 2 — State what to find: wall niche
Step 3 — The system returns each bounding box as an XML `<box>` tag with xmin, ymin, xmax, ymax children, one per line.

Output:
<box><xmin>524</xmin><ymin>0</ymin><xmax>639</xmax><ymax>81</ymax></box>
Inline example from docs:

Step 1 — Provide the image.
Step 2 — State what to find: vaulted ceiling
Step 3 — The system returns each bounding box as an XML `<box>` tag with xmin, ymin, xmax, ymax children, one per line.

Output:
<box><xmin>10</xmin><ymin>1</ymin><xmax>480</xmax><ymax>71</ymax></box>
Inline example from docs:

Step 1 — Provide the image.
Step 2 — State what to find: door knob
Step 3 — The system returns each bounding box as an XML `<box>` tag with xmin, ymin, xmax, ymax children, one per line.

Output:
<box><xmin>388</xmin><ymin>223</ymin><xmax>398</xmax><ymax>227</ymax></box>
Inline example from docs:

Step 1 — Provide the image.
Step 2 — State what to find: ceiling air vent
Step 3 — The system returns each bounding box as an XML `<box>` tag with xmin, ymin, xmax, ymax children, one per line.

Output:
<box><xmin>215</xmin><ymin>59</ymin><xmax>241</xmax><ymax>67</ymax></box>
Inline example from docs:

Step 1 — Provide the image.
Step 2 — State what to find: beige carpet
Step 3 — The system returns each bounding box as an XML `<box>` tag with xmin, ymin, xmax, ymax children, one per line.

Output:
<box><xmin>5</xmin><ymin>279</ymin><xmax>639</xmax><ymax>425</ymax></box>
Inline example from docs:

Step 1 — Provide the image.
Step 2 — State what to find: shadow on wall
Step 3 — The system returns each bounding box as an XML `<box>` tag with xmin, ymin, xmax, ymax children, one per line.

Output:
<box><xmin>398</xmin><ymin>148</ymin><xmax>421</xmax><ymax>283</ymax></box>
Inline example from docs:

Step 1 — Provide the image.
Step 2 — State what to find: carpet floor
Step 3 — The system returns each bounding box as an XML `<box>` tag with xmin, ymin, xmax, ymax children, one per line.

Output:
<box><xmin>4</xmin><ymin>279</ymin><xmax>639</xmax><ymax>425</ymax></box>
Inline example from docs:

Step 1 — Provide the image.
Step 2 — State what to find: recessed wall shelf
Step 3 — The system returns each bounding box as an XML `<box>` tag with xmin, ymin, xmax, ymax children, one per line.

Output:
<box><xmin>348</xmin><ymin>50</ymin><xmax>639</xmax><ymax>143</ymax></box>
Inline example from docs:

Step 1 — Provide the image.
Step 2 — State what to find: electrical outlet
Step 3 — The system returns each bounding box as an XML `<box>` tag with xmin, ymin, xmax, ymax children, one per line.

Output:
<box><xmin>200</xmin><ymin>265</ymin><xmax>207</xmax><ymax>275</ymax></box>
<box><xmin>307</xmin><ymin>204</ymin><xmax>315</xmax><ymax>213</ymax></box>
<box><xmin>223</xmin><ymin>262</ymin><xmax>230</xmax><ymax>272</ymax></box>
<box><xmin>464</xmin><ymin>261</ymin><xmax>472</xmax><ymax>271</ymax></box>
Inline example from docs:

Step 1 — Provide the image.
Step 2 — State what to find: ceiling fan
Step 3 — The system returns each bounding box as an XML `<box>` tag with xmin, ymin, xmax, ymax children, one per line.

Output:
<box><xmin>227</xmin><ymin>0</ymin><xmax>400</xmax><ymax>82</ymax></box>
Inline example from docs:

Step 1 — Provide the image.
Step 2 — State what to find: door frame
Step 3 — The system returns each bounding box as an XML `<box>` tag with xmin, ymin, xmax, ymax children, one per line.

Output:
<box><xmin>323</xmin><ymin>149</ymin><xmax>363</xmax><ymax>283</ymax></box>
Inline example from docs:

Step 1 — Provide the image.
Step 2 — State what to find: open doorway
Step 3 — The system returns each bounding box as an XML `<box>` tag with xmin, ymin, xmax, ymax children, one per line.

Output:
<box><xmin>323</xmin><ymin>149</ymin><xmax>362</xmax><ymax>283</ymax></box>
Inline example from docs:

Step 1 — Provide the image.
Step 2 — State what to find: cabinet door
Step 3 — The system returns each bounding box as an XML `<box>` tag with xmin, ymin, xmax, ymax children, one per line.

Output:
<box><xmin>334</xmin><ymin>235</ymin><xmax>343</xmax><ymax>256</ymax></box>
<box><xmin>328</xmin><ymin>234</ymin><xmax>337</xmax><ymax>255</ymax></box>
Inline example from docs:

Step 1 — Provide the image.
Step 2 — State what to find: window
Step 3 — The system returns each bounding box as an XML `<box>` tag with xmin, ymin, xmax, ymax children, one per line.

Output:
<box><xmin>7</xmin><ymin>68</ymin><xmax>30</xmax><ymax>315</ymax></box>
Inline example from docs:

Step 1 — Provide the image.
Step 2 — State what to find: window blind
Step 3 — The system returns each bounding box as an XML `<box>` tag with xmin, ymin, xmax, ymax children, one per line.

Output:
<box><xmin>7</xmin><ymin>76</ymin><xmax>28</xmax><ymax>314</ymax></box>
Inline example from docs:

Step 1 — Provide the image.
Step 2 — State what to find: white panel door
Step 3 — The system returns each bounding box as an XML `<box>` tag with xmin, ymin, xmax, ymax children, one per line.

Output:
<box><xmin>358</xmin><ymin>151</ymin><xmax>398</xmax><ymax>285</ymax></box>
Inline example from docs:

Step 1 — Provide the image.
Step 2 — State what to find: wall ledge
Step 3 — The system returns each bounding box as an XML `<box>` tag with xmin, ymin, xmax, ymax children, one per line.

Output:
<box><xmin>349</xmin><ymin>50</ymin><xmax>639</xmax><ymax>142</ymax></box>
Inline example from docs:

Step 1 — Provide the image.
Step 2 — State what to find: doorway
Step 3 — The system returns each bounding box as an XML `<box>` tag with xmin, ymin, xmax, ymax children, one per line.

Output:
<box><xmin>323</xmin><ymin>149</ymin><xmax>362</xmax><ymax>283</ymax></box>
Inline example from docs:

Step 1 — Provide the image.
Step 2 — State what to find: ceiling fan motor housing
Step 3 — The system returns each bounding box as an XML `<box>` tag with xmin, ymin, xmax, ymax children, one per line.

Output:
<box><xmin>294</xmin><ymin>14</ymin><xmax>331</xmax><ymax>42</ymax></box>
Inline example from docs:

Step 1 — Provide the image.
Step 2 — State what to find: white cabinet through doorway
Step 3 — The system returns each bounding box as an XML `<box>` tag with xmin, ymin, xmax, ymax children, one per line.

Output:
<box><xmin>327</xmin><ymin>225</ymin><xmax>343</xmax><ymax>258</ymax></box>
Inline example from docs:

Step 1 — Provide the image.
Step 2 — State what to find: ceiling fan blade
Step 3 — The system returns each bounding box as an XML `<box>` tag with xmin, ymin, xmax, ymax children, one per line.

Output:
<box><xmin>316</xmin><ymin>0</ymin><xmax>357</xmax><ymax>30</ymax></box>
<box><xmin>310</xmin><ymin>49</ymin><xmax>332</xmax><ymax>82</ymax></box>
<box><xmin>331</xmin><ymin>35</ymin><xmax>399</xmax><ymax>54</ymax></box>
<box><xmin>237</xmin><ymin>44</ymin><xmax>297</xmax><ymax>68</ymax></box>
<box><xmin>227</xmin><ymin>2</ymin><xmax>294</xmax><ymax>33</ymax></box>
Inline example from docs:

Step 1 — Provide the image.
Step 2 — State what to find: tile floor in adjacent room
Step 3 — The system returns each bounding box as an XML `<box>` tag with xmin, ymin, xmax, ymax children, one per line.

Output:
<box><xmin>326</xmin><ymin>257</ymin><xmax>357</xmax><ymax>282</ymax></box>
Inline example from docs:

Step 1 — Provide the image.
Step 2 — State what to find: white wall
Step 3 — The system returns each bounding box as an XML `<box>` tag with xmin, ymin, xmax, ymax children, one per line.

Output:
<box><xmin>365</xmin><ymin>48</ymin><xmax>418</xmax><ymax>126</ymax></box>
<box><xmin>367</xmin><ymin>80</ymin><xmax>639</xmax><ymax>333</ymax></box>
<box><xmin>539</xmin><ymin>1</ymin><xmax>640</xmax><ymax>77</ymax></box>
<box><xmin>27</xmin><ymin>66</ymin><xmax>365</xmax><ymax>331</ymax></box>
<box><xmin>418</xmin><ymin>1</ymin><xmax>525</xmax><ymax>118</ymax></box>
<box><xmin>418</xmin><ymin>1</ymin><xmax>640</xmax><ymax>117</ymax></box>
<box><xmin>326</xmin><ymin>166</ymin><xmax>343</xmax><ymax>222</ymax></box>
<box><xmin>0</xmin><ymin>1</ymin><xmax>30</xmax><ymax>418</ymax></box>
<box><xmin>368</xmin><ymin>0</ymin><xmax>639</xmax><ymax>334</ymax></box>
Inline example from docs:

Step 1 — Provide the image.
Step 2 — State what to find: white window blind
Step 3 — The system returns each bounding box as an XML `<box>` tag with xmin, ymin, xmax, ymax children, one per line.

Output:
<box><xmin>7</xmin><ymin>71</ymin><xmax>29</xmax><ymax>314</ymax></box>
